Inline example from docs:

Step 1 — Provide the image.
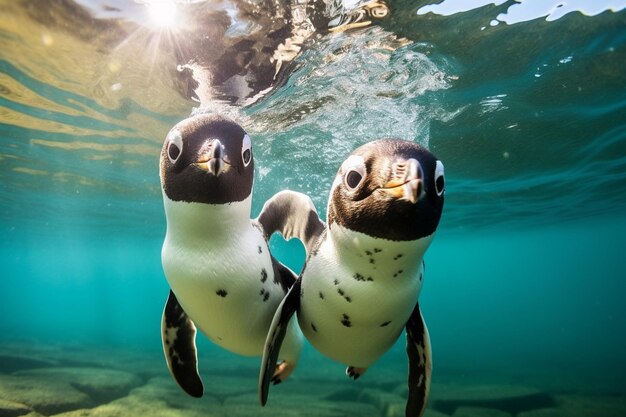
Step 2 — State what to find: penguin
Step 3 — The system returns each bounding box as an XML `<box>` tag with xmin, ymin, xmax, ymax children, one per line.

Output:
<box><xmin>257</xmin><ymin>139</ymin><xmax>445</xmax><ymax>417</ymax></box>
<box><xmin>159</xmin><ymin>113</ymin><xmax>302</xmax><ymax>397</ymax></box>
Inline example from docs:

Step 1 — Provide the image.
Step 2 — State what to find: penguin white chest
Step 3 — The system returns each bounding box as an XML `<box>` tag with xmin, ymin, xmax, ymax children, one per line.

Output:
<box><xmin>161</xmin><ymin>198</ymin><xmax>283</xmax><ymax>356</ymax></box>
<box><xmin>299</xmin><ymin>225</ymin><xmax>430</xmax><ymax>367</ymax></box>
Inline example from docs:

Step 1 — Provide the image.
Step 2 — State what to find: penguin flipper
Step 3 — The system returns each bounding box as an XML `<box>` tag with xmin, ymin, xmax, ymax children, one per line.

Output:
<box><xmin>271</xmin><ymin>255</ymin><xmax>297</xmax><ymax>293</ymax></box>
<box><xmin>161</xmin><ymin>290</ymin><xmax>204</xmax><ymax>398</ymax></box>
<box><xmin>259</xmin><ymin>277</ymin><xmax>302</xmax><ymax>406</ymax></box>
<box><xmin>255</xmin><ymin>190</ymin><xmax>325</xmax><ymax>256</ymax></box>
<box><xmin>405</xmin><ymin>302</ymin><xmax>432</xmax><ymax>417</ymax></box>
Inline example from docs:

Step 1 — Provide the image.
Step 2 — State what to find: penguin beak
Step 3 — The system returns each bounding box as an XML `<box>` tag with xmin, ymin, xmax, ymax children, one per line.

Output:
<box><xmin>194</xmin><ymin>139</ymin><xmax>225</xmax><ymax>176</ymax></box>
<box><xmin>380</xmin><ymin>158</ymin><xmax>424</xmax><ymax>204</ymax></box>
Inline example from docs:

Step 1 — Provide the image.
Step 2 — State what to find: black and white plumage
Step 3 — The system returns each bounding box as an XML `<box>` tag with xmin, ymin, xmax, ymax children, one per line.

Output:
<box><xmin>159</xmin><ymin>113</ymin><xmax>302</xmax><ymax>398</ymax></box>
<box><xmin>258</xmin><ymin>139</ymin><xmax>445</xmax><ymax>417</ymax></box>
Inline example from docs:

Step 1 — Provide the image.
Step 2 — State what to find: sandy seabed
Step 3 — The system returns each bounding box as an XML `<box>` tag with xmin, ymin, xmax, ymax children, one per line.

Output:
<box><xmin>0</xmin><ymin>341</ymin><xmax>624</xmax><ymax>417</ymax></box>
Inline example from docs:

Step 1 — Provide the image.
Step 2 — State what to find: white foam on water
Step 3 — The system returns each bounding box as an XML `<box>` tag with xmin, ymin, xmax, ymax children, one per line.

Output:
<box><xmin>417</xmin><ymin>0</ymin><xmax>626</xmax><ymax>24</ymax></box>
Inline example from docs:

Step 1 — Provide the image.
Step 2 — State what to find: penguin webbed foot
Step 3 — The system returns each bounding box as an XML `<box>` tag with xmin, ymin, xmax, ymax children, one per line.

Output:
<box><xmin>271</xmin><ymin>360</ymin><xmax>294</xmax><ymax>385</ymax></box>
<box><xmin>346</xmin><ymin>366</ymin><xmax>367</xmax><ymax>380</ymax></box>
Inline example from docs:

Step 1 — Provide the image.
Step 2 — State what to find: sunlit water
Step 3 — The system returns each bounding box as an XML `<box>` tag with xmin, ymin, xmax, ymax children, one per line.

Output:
<box><xmin>1</xmin><ymin>0</ymin><xmax>625</xmax><ymax>416</ymax></box>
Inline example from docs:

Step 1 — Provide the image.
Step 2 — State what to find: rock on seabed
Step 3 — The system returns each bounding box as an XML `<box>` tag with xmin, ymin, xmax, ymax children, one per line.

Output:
<box><xmin>14</xmin><ymin>367</ymin><xmax>142</xmax><ymax>403</ymax></box>
<box><xmin>0</xmin><ymin>374</ymin><xmax>91</xmax><ymax>415</ymax></box>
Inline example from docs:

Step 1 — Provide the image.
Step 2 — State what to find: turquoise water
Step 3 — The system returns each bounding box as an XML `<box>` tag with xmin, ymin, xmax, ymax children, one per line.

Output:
<box><xmin>1</xmin><ymin>1</ymin><xmax>626</xmax><ymax>416</ymax></box>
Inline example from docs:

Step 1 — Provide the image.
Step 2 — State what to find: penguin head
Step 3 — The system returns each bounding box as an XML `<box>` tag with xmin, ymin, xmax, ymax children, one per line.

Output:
<box><xmin>159</xmin><ymin>114</ymin><xmax>254</xmax><ymax>204</ymax></box>
<box><xmin>327</xmin><ymin>139</ymin><xmax>445</xmax><ymax>241</ymax></box>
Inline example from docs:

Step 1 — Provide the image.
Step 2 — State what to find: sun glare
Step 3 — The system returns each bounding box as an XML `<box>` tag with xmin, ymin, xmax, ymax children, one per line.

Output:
<box><xmin>147</xmin><ymin>0</ymin><xmax>178</xmax><ymax>29</ymax></box>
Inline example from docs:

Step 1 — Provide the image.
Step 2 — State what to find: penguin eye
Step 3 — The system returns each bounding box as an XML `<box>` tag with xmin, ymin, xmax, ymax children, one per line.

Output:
<box><xmin>168</xmin><ymin>143</ymin><xmax>180</xmax><ymax>161</ymax></box>
<box><xmin>434</xmin><ymin>160</ymin><xmax>445</xmax><ymax>196</ymax></box>
<box><xmin>346</xmin><ymin>170</ymin><xmax>363</xmax><ymax>188</ymax></box>
<box><xmin>167</xmin><ymin>130</ymin><xmax>183</xmax><ymax>164</ymax></box>
<box><xmin>342</xmin><ymin>155</ymin><xmax>366</xmax><ymax>191</ymax></box>
<box><xmin>242</xmin><ymin>134</ymin><xmax>252</xmax><ymax>167</ymax></box>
